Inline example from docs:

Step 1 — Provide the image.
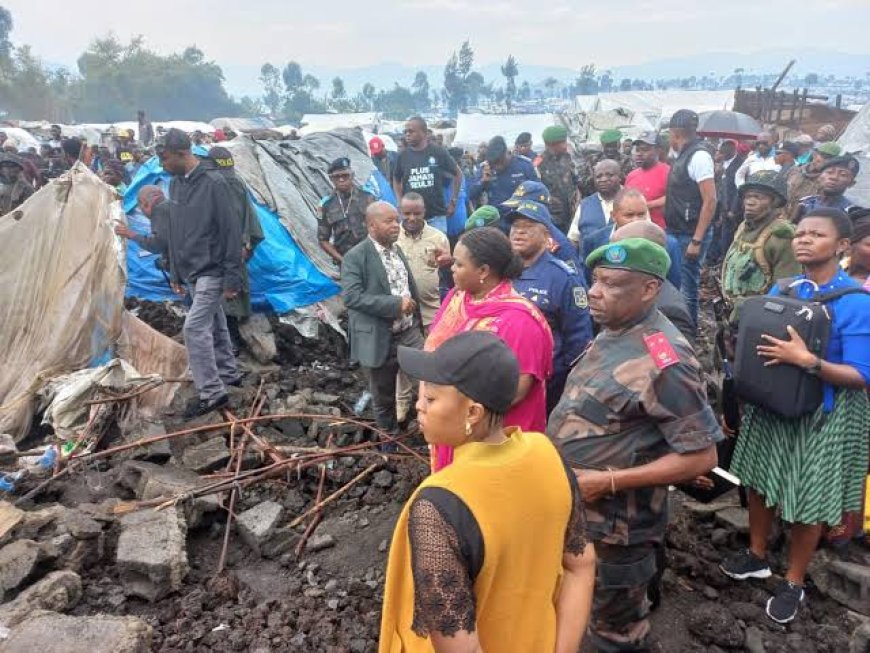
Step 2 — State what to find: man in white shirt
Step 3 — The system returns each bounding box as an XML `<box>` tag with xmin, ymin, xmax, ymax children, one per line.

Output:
<box><xmin>735</xmin><ymin>131</ymin><xmax>780</xmax><ymax>187</ymax></box>
<box><xmin>664</xmin><ymin>109</ymin><xmax>718</xmax><ymax>330</ymax></box>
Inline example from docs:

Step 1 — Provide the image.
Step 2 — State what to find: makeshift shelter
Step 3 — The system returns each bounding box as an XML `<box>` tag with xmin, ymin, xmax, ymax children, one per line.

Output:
<box><xmin>574</xmin><ymin>90</ymin><xmax>734</xmax><ymax>129</ymax></box>
<box><xmin>0</xmin><ymin>126</ymin><xmax>40</xmax><ymax>151</ymax></box>
<box><xmin>0</xmin><ymin>164</ymin><xmax>186</xmax><ymax>441</ymax></box>
<box><xmin>453</xmin><ymin>113</ymin><xmax>557</xmax><ymax>150</ymax></box>
<box><xmin>299</xmin><ymin>113</ymin><xmax>380</xmax><ymax>135</ymax></box>
<box><xmin>122</xmin><ymin>128</ymin><xmax>396</xmax><ymax>312</ymax></box>
<box><xmin>838</xmin><ymin>102</ymin><xmax>870</xmax><ymax>207</ymax></box>
<box><xmin>211</xmin><ymin>117</ymin><xmax>276</xmax><ymax>134</ymax></box>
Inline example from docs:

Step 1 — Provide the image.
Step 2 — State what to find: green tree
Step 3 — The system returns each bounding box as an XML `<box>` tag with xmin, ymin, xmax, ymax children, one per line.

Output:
<box><xmin>331</xmin><ymin>76</ymin><xmax>346</xmax><ymax>100</ymax></box>
<box><xmin>374</xmin><ymin>83</ymin><xmax>416</xmax><ymax>120</ymax></box>
<box><xmin>501</xmin><ymin>54</ymin><xmax>518</xmax><ymax>109</ymax></box>
<box><xmin>238</xmin><ymin>95</ymin><xmax>264</xmax><ymax>117</ymax></box>
<box><xmin>599</xmin><ymin>71</ymin><xmax>613</xmax><ymax>93</ymax></box>
<box><xmin>804</xmin><ymin>72</ymin><xmax>819</xmax><ymax>86</ymax></box>
<box><xmin>518</xmin><ymin>80</ymin><xmax>531</xmax><ymax>101</ymax></box>
<box><xmin>443</xmin><ymin>40</ymin><xmax>477</xmax><ymax>115</ymax></box>
<box><xmin>574</xmin><ymin>64</ymin><xmax>598</xmax><ymax>95</ymax></box>
<box><xmin>543</xmin><ymin>76</ymin><xmax>559</xmax><ymax>97</ymax></box>
<box><xmin>412</xmin><ymin>70</ymin><xmax>430</xmax><ymax>112</ymax></box>
<box><xmin>282</xmin><ymin>61</ymin><xmax>303</xmax><ymax>94</ymax></box>
<box><xmin>260</xmin><ymin>62</ymin><xmax>283</xmax><ymax>115</ymax></box>
<box><xmin>303</xmin><ymin>74</ymin><xmax>320</xmax><ymax>92</ymax></box>
<box><xmin>466</xmin><ymin>71</ymin><xmax>485</xmax><ymax>106</ymax></box>
<box><xmin>361</xmin><ymin>82</ymin><xmax>376</xmax><ymax>110</ymax></box>
<box><xmin>0</xmin><ymin>5</ymin><xmax>12</xmax><ymax>64</ymax></box>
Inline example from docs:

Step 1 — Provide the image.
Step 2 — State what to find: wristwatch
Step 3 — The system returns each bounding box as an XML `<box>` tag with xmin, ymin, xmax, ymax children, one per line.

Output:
<box><xmin>690</xmin><ymin>238</ymin><xmax>702</xmax><ymax>246</ymax></box>
<box><xmin>804</xmin><ymin>356</ymin><xmax>822</xmax><ymax>375</ymax></box>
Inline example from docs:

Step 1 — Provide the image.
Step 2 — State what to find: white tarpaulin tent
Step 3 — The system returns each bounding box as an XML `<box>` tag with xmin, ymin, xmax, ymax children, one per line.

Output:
<box><xmin>0</xmin><ymin>127</ymin><xmax>40</xmax><ymax>151</ymax></box>
<box><xmin>839</xmin><ymin>102</ymin><xmax>870</xmax><ymax>154</ymax></box>
<box><xmin>453</xmin><ymin>113</ymin><xmax>557</xmax><ymax>149</ymax></box>
<box><xmin>299</xmin><ymin>113</ymin><xmax>380</xmax><ymax>135</ymax></box>
<box><xmin>575</xmin><ymin>90</ymin><xmax>734</xmax><ymax>128</ymax></box>
<box><xmin>0</xmin><ymin>164</ymin><xmax>185</xmax><ymax>441</ymax></box>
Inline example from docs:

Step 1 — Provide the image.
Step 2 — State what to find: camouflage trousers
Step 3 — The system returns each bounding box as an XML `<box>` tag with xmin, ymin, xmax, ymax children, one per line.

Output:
<box><xmin>589</xmin><ymin>541</ymin><xmax>657</xmax><ymax>653</ymax></box>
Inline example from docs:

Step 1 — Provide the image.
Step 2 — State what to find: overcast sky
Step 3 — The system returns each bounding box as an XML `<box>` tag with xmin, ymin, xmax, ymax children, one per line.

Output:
<box><xmin>5</xmin><ymin>0</ymin><xmax>870</xmax><ymax>95</ymax></box>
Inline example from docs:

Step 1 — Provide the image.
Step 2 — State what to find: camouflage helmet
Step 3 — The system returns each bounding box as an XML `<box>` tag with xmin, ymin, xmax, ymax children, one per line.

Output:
<box><xmin>739</xmin><ymin>170</ymin><xmax>787</xmax><ymax>208</ymax></box>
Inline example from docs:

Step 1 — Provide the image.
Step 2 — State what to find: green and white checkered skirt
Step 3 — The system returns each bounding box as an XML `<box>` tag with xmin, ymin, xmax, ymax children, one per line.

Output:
<box><xmin>731</xmin><ymin>389</ymin><xmax>870</xmax><ymax>526</ymax></box>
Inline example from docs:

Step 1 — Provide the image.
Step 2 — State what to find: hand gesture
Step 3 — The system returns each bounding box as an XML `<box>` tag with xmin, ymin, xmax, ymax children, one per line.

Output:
<box><xmin>757</xmin><ymin>325</ymin><xmax>816</xmax><ymax>368</ymax></box>
<box><xmin>401</xmin><ymin>297</ymin><xmax>417</xmax><ymax>316</ymax></box>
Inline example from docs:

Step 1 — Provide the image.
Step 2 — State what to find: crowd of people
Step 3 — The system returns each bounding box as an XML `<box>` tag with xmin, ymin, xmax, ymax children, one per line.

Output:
<box><xmin>0</xmin><ymin>111</ymin><xmax>242</xmax><ymax>215</ymax></box>
<box><xmin>330</xmin><ymin>114</ymin><xmax>868</xmax><ymax>651</ymax></box>
<box><xmin>1</xmin><ymin>106</ymin><xmax>868</xmax><ymax>651</ymax></box>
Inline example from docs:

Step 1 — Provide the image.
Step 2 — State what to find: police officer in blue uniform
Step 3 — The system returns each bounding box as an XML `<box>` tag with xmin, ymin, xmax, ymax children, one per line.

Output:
<box><xmin>507</xmin><ymin>199</ymin><xmax>594</xmax><ymax>414</ymax></box>
<box><xmin>502</xmin><ymin>180</ymin><xmax>585</xmax><ymax>276</ymax></box>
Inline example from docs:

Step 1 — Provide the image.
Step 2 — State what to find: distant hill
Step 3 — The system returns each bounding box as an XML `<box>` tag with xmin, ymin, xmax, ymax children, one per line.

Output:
<box><xmin>221</xmin><ymin>48</ymin><xmax>870</xmax><ymax>99</ymax></box>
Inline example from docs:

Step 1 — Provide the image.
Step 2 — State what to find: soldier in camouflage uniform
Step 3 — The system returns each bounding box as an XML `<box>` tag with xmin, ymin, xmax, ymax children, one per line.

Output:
<box><xmin>721</xmin><ymin>171</ymin><xmax>801</xmax><ymax>325</ymax></box>
<box><xmin>577</xmin><ymin>129</ymin><xmax>635</xmax><ymax>197</ymax></box>
<box><xmin>318</xmin><ymin>157</ymin><xmax>376</xmax><ymax>265</ymax></box>
<box><xmin>536</xmin><ymin>125</ymin><xmax>579</xmax><ymax>234</ymax></box>
<box><xmin>548</xmin><ymin>238</ymin><xmax>722</xmax><ymax>653</ymax></box>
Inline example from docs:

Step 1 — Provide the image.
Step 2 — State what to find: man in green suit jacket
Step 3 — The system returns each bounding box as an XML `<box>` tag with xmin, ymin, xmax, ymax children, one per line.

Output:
<box><xmin>341</xmin><ymin>201</ymin><xmax>425</xmax><ymax>436</ymax></box>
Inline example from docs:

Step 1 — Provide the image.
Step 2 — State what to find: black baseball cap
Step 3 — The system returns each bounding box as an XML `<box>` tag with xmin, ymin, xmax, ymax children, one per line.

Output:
<box><xmin>398</xmin><ymin>331</ymin><xmax>519</xmax><ymax>414</ymax></box>
<box><xmin>328</xmin><ymin>157</ymin><xmax>351</xmax><ymax>174</ymax></box>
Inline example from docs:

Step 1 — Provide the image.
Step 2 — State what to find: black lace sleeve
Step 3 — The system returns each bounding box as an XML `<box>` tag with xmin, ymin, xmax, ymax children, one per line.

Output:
<box><xmin>561</xmin><ymin>457</ymin><xmax>588</xmax><ymax>556</ymax></box>
<box><xmin>407</xmin><ymin>490</ymin><xmax>479</xmax><ymax>638</ymax></box>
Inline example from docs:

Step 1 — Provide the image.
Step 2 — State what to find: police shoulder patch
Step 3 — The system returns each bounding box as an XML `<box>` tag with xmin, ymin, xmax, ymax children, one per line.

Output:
<box><xmin>573</xmin><ymin>286</ymin><xmax>588</xmax><ymax>309</ymax></box>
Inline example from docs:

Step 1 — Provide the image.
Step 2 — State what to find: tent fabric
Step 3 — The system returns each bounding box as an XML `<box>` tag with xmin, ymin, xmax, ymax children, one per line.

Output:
<box><xmin>839</xmin><ymin>102</ymin><xmax>870</xmax><ymax>154</ymax></box>
<box><xmin>299</xmin><ymin>113</ymin><xmax>379</xmax><ymax>135</ymax></box>
<box><xmin>0</xmin><ymin>164</ymin><xmax>127</xmax><ymax>441</ymax></box>
<box><xmin>121</xmin><ymin>151</ymin><xmax>340</xmax><ymax>311</ymax></box>
<box><xmin>575</xmin><ymin>90</ymin><xmax>734</xmax><ymax>128</ymax></box>
<box><xmin>453</xmin><ymin>114</ymin><xmax>557</xmax><ymax>149</ymax></box>
<box><xmin>211</xmin><ymin>117</ymin><xmax>276</xmax><ymax>133</ymax></box>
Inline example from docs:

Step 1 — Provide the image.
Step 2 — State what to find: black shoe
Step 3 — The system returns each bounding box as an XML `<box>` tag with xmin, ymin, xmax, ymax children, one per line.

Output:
<box><xmin>184</xmin><ymin>394</ymin><xmax>228</xmax><ymax>419</ymax></box>
<box><xmin>720</xmin><ymin>549</ymin><xmax>772</xmax><ymax>580</ymax></box>
<box><xmin>766</xmin><ymin>581</ymin><xmax>805</xmax><ymax>624</ymax></box>
<box><xmin>224</xmin><ymin>377</ymin><xmax>243</xmax><ymax>388</ymax></box>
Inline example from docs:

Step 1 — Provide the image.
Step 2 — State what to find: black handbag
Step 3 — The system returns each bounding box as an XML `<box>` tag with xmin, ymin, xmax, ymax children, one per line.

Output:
<box><xmin>733</xmin><ymin>279</ymin><xmax>868</xmax><ymax>418</ymax></box>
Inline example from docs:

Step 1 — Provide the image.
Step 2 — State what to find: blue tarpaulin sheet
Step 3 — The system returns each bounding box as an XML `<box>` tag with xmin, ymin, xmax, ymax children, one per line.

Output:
<box><xmin>122</xmin><ymin>156</ymin><xmax>339</xmax><ymax>312</ymax></box>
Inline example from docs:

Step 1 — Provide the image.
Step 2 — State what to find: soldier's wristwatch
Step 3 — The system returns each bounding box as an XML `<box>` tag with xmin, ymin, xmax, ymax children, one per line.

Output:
<box><xmin>804</xmin><ymin>356</ymin><xmax>822</xmax><ymax>375</ymax></box>
<box><xmin>690</xmin><ymin>238</ymin><xmax>702</xmax><ymax>246</ymax></box>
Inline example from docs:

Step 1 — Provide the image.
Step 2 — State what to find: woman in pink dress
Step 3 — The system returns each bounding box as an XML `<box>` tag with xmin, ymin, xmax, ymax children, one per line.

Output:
<box><xmin>425</xmin><ymin>227</ymin><xmax>554</xmax><ymax>471</ymax></box>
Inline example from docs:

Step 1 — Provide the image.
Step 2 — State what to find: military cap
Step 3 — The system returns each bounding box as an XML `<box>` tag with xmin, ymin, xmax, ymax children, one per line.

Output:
<box><xmin>814</xmin><ymin>142</ymin><xmax>841</xmax><ymax>157</ymax></box>
<box><xmin>465</xmin><ymin>205</ymin><xmax>500</xmax><ymax>231</ymax></box>
<box><xmin>739</xmin><ymin>170</ymin><xmax>787</xmax><ymax>207</ymax></box>
<box><xmin>600</xmin><ymin>129</ymin><xmax>623</xmax><ymax>145</ymax></box>
<box><xmin>505</xmin><ymin>200</ymin><xmax>555</xmax><ymax>227</ymax></box>
<box><xmin>542</xmin><ymin>125</ymin><xmax>569</xmax><ymax>144</ymax></box>
<box><xmin>779</xmin><ymin>141</ymin><xmax>801</xmax><ymax>158</ymax></box>
<box><xmin>668</xmin><ymin>109</ymin><xmax>699</xmax><ymax>130</ymax></box>
<box><xmin>586</xmin><ymin>237</ymin><xmax>671</xmax><ymax>280</ymax></box>
<box><xmin>208</xmin><ymin>146</ymin><xmax>235</xmax><ymax>168</ymax></box>
<box><xmin>818</xmin><ymin>155</ymin><xmax>859</xmax><ymax>176</ymax></box>
<box><xmin>327</xmin><ymin>157</ymin><xmax>352</xmax><ymax>174</ymax></box>
<box><xmin>501</xmin><ymin>180</ymin><xmax>551</xmax><ymax>209</ymax></box>
<box><xmin>0</xmin><ymin>153</ymin><xmax>24</xmax><ymax>168</ymax></box>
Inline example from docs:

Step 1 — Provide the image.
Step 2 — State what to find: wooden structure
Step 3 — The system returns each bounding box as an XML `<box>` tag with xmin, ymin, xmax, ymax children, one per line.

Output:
<box><xmin>734</xmin><ymin>87</ymin><xmax>856</xmax><ymax>136</ymax></box>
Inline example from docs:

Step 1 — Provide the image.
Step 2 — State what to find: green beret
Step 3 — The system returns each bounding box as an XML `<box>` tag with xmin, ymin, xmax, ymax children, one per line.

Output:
<box><xmin>600</xmin><ymin>129</ymin><xmax>623</xmax><ymax>145</ymax></box>
<box><xmin>814</xmin><ymin>142</ymin><xmax>841</xmax><ymax>157</ymax></box>
<box><xmin>585</xmin><ymin>238</ymin><xmax>671</xmax><ymax>280</ymax></box>
<box><xmin>542</xmin><ymin>125</ymin><xmax>569</xmax><ymax>144</ymax></box>
<box><xmin>465</xmin><ymin>205</ymin><xmax>501</xmax><ymax>231</ymax></box>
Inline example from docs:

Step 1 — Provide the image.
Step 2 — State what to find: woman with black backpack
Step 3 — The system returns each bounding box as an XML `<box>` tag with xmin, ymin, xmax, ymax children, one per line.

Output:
<box><xmin>719</xmin><ymin>207</ymin><xmax>870</xmax><ymax>624</ymax></box>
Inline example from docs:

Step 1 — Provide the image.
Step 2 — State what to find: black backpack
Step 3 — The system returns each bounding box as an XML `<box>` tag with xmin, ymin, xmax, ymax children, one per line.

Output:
<box><xmin>734</xmin><ymin>279</ymin><xmax>868</xmax><ymax>418</ymax></box>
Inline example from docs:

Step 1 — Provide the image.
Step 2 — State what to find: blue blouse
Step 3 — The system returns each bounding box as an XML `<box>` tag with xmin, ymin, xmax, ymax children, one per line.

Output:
<box><xmin>770</xmin><ymin>270</ymin><xmax>870</xmax><ymax>411</ymax></box>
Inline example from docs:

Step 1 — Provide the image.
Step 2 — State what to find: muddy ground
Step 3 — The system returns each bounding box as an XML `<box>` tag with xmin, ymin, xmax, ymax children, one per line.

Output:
<box><xmin>4</xmin><ymin>298</ymin><xmax>868</xmax><ymax>652</ymax></box>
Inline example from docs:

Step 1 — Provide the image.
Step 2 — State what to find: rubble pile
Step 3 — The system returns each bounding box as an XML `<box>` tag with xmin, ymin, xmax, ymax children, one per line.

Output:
<box><xmin>0</xmin><ymin>293</ymin><xmax>867</xmax><ymax>652</ymax></box>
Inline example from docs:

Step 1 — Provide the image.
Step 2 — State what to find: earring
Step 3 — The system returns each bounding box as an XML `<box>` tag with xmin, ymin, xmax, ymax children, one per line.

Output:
<box><xmin>465</xmin><ymin>422</ymin><xmax>472</xmax><ymax>437</ymax></box>
<box><xmin>479</xmin><ymin>278</ymin><xmax>485</xmax><ymax>285</ymax></box>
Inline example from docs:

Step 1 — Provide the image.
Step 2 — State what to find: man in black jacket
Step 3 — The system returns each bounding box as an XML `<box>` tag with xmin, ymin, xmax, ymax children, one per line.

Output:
<box><xmin>341</xmin><ymin>201</ymin><xmax>424</xmax><ymax>437</ymax></box>
<box><xmin>159</xmin><ymin>129</ymin><xmax>243</xmax><ymax>418</ymax></box>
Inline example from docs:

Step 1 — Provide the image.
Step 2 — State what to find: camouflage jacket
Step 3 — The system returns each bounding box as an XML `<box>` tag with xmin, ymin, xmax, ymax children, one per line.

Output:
<box><xmin>577</xmin><ymin>151</ymin><xmax>634</xmax><ymax>197</ymax></box>
<box><xmin>784</xmin><ymin>165</ymin><xmax>821</xmax><ymax>221</ymax></box>
<box><xmin>317</xmin><ymin>187</ymin><xmax>376</xmax><ymax>256</ymax></box>
<box><xmin>547</xmin><ymin>309</ymin><xmax>722</xmax><ymax>546</ymax></box>
<box><xmin>721</xmin><ymin>214</ymin><xmax>801</xmax><ymax>323</ymax></box>
<box><xmin>537</xmin><ymin>151</ymin><xmax>578</xmax><ymax>230</ymax></box>
<box><xmin>0</xmin><ymin>179</ymin><xmax>34</xmax><ymax>217</ymax></box>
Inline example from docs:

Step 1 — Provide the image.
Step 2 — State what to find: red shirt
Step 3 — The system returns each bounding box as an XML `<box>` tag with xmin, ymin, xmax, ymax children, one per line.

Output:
<box><xmin>625</xmin><ymin>162</ymin><xmax>670</xmax><ymax>229</ymax></box>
